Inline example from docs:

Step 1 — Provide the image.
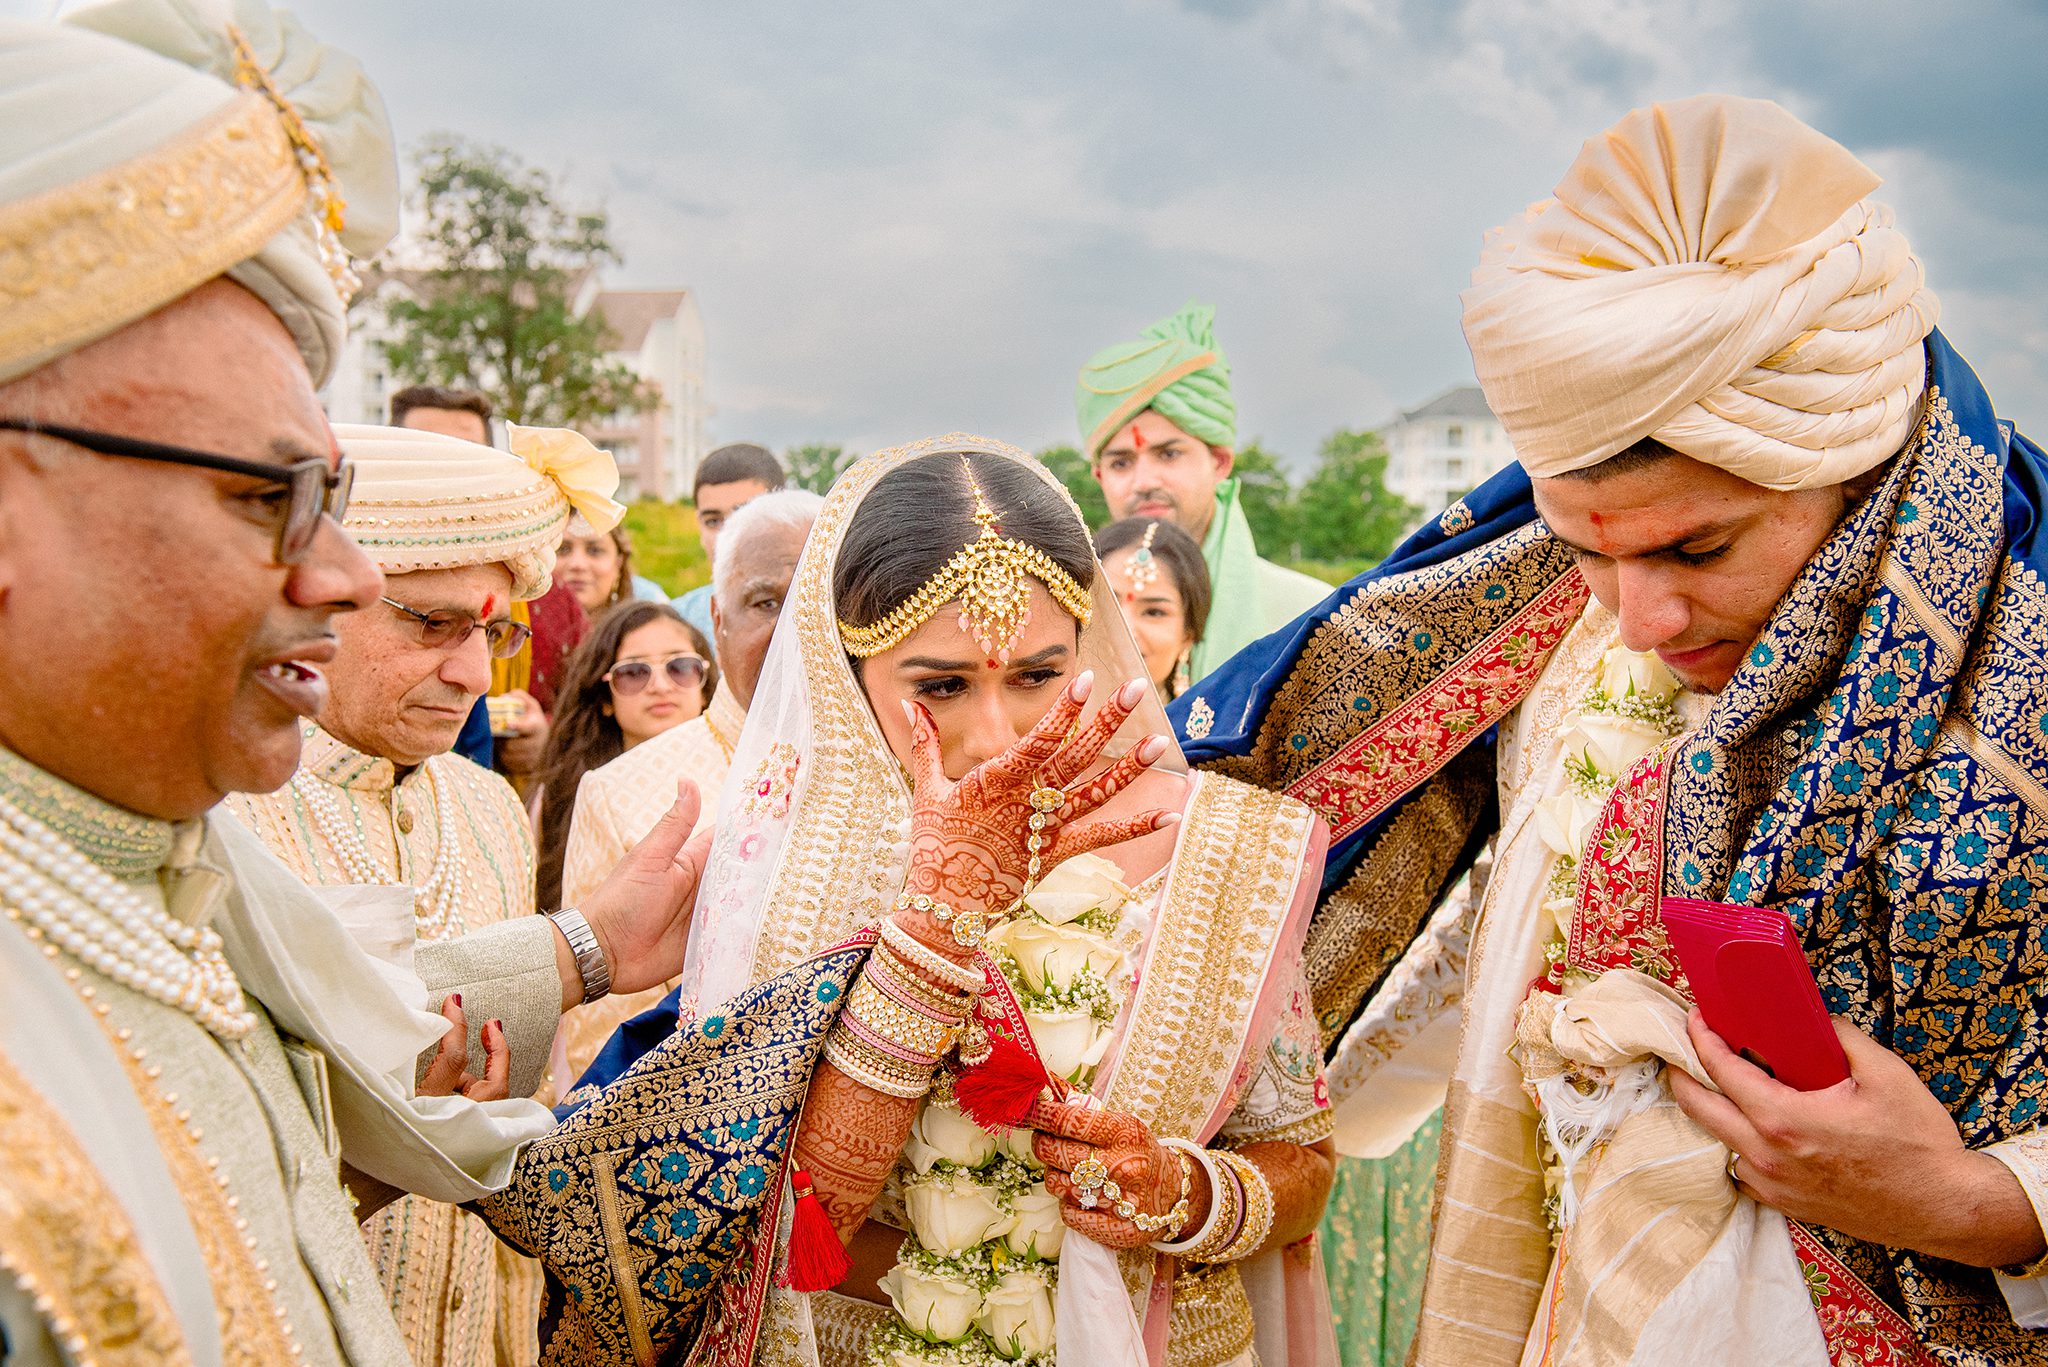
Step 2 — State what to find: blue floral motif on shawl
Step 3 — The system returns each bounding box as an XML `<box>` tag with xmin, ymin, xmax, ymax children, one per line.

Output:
<box><xmin>1173</xmin><ymin>330</ymin><xmax>2048</xmax><ymax>1361</ymax></box>
<box><xmin>475</xmin><ymin>945</ymin><xmax>863</xmax><ymax>1365</ymax></box>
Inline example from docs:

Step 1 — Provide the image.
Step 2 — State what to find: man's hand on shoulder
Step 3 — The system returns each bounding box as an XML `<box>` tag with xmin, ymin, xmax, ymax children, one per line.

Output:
<box><xmin>1670</xmin><ymin>1008</ymin><xmax>2045</xmax><ymax>1269</ymax></box>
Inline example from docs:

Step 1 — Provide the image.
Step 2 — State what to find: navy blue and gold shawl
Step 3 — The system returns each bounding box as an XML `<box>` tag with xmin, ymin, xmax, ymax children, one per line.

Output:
<box><xmin>1174</xmin><ymin>332</ymin><xmax>2048</xmax><ymax>1360</ymax></box>
<box><xmin>477</xmin><ymin>945</ymin><xmax>863</xmax><ymax>1366</ymax></box>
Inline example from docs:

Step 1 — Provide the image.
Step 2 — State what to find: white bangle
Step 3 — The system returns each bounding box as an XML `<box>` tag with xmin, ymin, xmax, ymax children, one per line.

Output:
<box><xmin>878</xmin><ymin>916</ymin><xmax>985</xmax><ymax>994</ymax></box>
<box><xmin>1150</xmin><ymin>1139</ymin><xmax>1224</xmax><ymax>1254</ymax></box>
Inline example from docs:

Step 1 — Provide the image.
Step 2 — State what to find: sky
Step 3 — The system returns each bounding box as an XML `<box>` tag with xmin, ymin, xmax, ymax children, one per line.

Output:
<box><xmin>18</xmin><ymin>0</ymin><xmax>2048</xmax><ymax>466</ymax></box>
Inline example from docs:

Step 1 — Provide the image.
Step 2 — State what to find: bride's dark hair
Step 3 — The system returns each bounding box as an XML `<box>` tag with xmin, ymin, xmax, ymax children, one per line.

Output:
<box><xmin>834</xmin><ymin>451</ymin><xmax>1096</xmax><ymax>630</ymax></box>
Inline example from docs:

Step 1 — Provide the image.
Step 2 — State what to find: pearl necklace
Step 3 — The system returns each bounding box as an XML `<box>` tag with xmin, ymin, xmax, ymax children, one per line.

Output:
<box><xmin>292</xmin><ymin>760</ymin><xmax>467</xmax><ymax>943</ymax></box>
<box><xmin>0</xmin><ymin>791</ymin><xmax>256</xmax><ymax>1040</ymax></box>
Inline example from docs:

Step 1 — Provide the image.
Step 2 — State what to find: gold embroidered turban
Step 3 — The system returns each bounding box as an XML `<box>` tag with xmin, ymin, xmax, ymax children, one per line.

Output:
<box><xmin>1462</xmin><ymin>95</ymin><xmax>1938</xmax><ymax>491</ymax></box>
<box><xmin>336</xmin><ymin>424</ymin><xmax>625</xmax><ymax>601</ymax></box>
<box><xmin>0</xmin><ymin>0</ymin><xmax>397</xmax><ymax>387</ymax></box>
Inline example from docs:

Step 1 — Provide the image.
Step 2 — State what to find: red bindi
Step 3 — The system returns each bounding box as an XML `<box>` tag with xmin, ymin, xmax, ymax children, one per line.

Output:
<box><xmin>1129</xmin><ymin>424</ymin><xmax>1146</xmax><ymax>452</ymax></box>
<box><xmin>481</xmin><ymin>594</ymin><xmax>500</xmax><ymax>618</ymax></box>
<box><xmin>986</xmin><ymin>658</ymin><xmax>1000</xmax><ymax>670</ymax></box>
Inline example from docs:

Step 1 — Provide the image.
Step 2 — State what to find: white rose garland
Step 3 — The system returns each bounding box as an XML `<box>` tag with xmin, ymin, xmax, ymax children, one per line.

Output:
<box><xmin>867</xmin><ymin>857</ymin><xmax>1139</xmax><ymax>1366</ymax></box>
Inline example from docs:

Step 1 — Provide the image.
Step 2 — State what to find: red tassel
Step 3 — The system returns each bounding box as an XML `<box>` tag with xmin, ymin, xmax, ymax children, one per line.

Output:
<box><xmin>780</xmin><ymin>1167</ymin><xmax>850</xmax><ymax>1292</ymax></box>
<box><xmin>953</xmin><ymin>1026</ymin><xmax>1050</xmax><ymax>1131</ymax></box>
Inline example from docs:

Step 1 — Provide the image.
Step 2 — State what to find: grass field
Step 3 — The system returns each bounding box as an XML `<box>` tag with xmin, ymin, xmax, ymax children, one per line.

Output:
<box><xmin>622</xmin><ymin>499</ymin><xmax>709</xmax><ymax>597</ymax></box>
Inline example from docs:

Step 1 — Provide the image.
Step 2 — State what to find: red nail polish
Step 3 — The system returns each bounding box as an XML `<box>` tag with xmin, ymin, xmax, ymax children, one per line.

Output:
<box><xmin>451</xmin><ymin>993</ymin><xmax>463</xmax><ymax>1009</ymax></box>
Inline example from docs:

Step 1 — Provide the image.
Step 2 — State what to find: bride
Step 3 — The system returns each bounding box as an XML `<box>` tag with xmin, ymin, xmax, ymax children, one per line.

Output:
<box><xmin>494</xmin><ymin>435</ymin><xmax>1337</xmax><ymax>1367</ymax></box>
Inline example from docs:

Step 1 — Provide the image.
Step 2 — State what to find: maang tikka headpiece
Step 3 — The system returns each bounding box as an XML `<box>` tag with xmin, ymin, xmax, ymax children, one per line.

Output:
<box><xmin>838</xmin><ymin>457</ymin><xmax>1094</xmax><ymax>663</ymax></box>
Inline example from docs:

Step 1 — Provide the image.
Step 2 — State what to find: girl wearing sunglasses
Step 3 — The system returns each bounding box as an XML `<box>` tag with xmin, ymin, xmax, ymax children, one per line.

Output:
<box><xmin>532</xmin><ymin>602</ymin><xmax>717</xmax><ymax>910</ymax></box>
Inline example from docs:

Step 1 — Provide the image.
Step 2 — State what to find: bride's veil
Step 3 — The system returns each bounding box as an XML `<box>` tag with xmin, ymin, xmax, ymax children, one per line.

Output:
<box><xmin>678</xmin><ymin>432</ymin><xmax>1186</xmax><ymax>1014</ymax></box>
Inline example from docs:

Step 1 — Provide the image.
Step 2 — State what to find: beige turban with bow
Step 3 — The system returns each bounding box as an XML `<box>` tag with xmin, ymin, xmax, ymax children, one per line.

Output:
<box><xmin>0</xmin><ymin>0</ymin><xmax>396</xmax><ymax>387</ymax></box>
<box><xmin>1462</xmin><ymin>95</ymin><xmax>1938</xmax><ymax>491</ymax></box>
<box><xmin>337</xmin><ymin>424</ymin><xmax>626</xmax><ymax>601</ymax></box>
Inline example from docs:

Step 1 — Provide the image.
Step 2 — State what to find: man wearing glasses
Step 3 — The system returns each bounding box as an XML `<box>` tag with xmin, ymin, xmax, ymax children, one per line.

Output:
<box><xmin>0</xmin><ymin>6</ymin><xmax>714</xmax><ymax>1363</ymax></box>
<box><xmin>226</xmin><ymin>420</ymin><xmax>627</xmax><ymax>1367</ymax></box>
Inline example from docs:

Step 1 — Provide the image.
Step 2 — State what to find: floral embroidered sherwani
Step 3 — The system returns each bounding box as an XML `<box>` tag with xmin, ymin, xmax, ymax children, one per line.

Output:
<box><xmin>231</xmin><ymin>726</ymin><xmax>546</xmax><ymax>1367</ymax></box>
<box><xmin>0</xmin><ymin>747</ymin><xmax>564</xmax><ymax>1366</ymax></box>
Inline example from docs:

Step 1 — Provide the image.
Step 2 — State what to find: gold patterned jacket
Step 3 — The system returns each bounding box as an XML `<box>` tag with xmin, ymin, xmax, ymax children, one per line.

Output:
<box><xmin>230</xmin><ymin>725</ymin><xmax>546</xmax><ymax>1367</ymax></box>
<box><xmin>0</xmin><ymin>747</ymin><xmax>565</xmax><ymax>1367</ymax></box>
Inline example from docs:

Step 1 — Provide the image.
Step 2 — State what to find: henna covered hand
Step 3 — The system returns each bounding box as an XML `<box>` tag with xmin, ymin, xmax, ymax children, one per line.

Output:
<box><xmin>1028</xmin><ymin>1096</ymin><xmax>1210</xmax><ymax>1249</ymax></box>
<box><xmin>900</xmin><ymin>673</ymin><xmax>1175</xmax><ymax>922</ymax></box>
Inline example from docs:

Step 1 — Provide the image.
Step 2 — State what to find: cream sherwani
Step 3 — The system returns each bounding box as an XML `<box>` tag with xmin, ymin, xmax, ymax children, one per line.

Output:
<box><xmin>0</xmin><ymin>748</ymin><xmax>562</xmax><ymax>1366</ymax></box>
<box><xmin>552</xmin><ymin>685</ymin><xmax>742</xmax><ymax>1090</ymax></box>
<box><xmin>230</xmin><ymin>727</ymin><xmax>546</xmax><ymax>1367</ymax></box>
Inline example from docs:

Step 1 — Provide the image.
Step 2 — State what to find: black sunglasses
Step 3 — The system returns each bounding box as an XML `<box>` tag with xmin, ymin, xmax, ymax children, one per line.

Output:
<box><xmin>381</xmin><ymin>597</ymin><xmax>533</xmax><ymax>659</ymax></box>
<box><xmin>0</xmin><ymin>418</ymin><xmax>352</xmax><ymax>565</ymax></box>
<box><xmin>604</xmin><ymin>653</ymin><xmax>709</xmax><ymax>697</ymax></box>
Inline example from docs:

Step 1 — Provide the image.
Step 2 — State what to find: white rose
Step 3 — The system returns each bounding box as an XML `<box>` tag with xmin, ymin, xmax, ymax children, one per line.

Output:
<box><xmin>1568</xmin><ymin>712</ymin><xmax>1665</xmax><ymax>778</ymax></box>
<box><xmin>990</xmin><ymin>918</ymin><xmax>1126</xmax><ymax>995</ymax></box>
<box><xmin>1001</xmin><ymin>1184</ymin><xmax>1065</xmax><ymax>1260</ymax></box>
<box><xmin>878</xmin><ymin>1264</ymin><xmax>983</xmax><ymax>1345</ymax></box>
<box><xmin>1021</xmin><ymin>1004</ymin><xmax>1111</xmax><ymax>1082</ymax></box>
<box><xmin>1533</xmin><ymin>791</ymin><xmax>1602</xmax><ymax>861</ymax></box>
<box><xmin>1541</xmin><ymin>892</ymin><xmax>1577</xmax><ymax>938</ymax></box>
<box><xmin>977</xmin><ymin>1267</ymin><xmax>1057</xmax><ymax>1358</ymax></box>
<box><xmin>905</xmin><ymin>1099</ymin><xmax>999</xmax><ymax>1174</ymax></box>
<box><xmin>1598</xmin><ymin>646</ymin><xmax>1680</xmax><ymax>704</ymax></box>
<box><xmin>904</xmin><ymin>1170</ymin><xmax>1010</xmax><ymax>1256</ymax></box>
<box><xmin>1022</xmin><ymin>851</ymin><xmax>1131</xmax><ymax>925</ymax></box>
<box><xmin>999</xmin><ymin>1125</ymin><xmax>1044</xmax><ymax>1170</ymax></box>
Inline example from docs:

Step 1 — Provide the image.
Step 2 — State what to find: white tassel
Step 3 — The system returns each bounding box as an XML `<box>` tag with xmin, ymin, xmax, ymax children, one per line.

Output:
<box><xmin>1534</xmin><ymin>997</ymin><xmax>1664</xmax><ymax>1228</ymax></box>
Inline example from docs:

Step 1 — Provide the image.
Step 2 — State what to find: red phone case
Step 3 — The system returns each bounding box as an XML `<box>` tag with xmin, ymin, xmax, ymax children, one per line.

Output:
<box><xmin>1659</xmin><ymin>897</ymin><xmax>1850</xmax><ymax>1091</ymax></box>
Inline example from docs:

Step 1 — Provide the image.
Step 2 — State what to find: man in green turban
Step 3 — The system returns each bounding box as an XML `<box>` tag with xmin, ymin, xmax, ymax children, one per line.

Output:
<box><xmin>1076</xmin><ymin>303</ymin><xmax>1329</xmax><ymax>679</ymax></box>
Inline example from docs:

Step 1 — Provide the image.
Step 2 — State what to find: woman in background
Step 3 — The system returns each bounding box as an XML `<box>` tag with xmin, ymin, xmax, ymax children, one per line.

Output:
<box><xmin>555</xmin><ymin>512</ymin><xmax>670</xmax><ymax>614</ymax></box>
<box><xmin>531</xmin><ymin>600</ymin><xmax>714</xmax><ymax>910</ymax></box>
<box><xmin>1095</xmin><ymin>516</ymin><xmax>1211</xmax><ymax>701</ymax></box>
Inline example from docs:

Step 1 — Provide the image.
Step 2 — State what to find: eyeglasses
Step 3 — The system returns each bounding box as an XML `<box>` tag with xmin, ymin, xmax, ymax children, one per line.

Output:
<box><xmin>603</xmin><ymin>653</ymin><xmax>709</xmax><ymax>697</ymax></box>
<box><xmin>381</xmin><ymin>597</ymin><xmax>532</xmax><ymax>659</ymax></box>
<box><xmin>0</xmin><ymin>418</ymin><xmax>352</xmax><ymax>565</ymax></box>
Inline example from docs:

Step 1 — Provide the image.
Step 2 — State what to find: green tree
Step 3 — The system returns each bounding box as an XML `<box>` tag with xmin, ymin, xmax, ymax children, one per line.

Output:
<box><xmin>1294</xmin><ymin>427</ymin><xmax>1419</xmax><ymax>565</ymax></box>
<box><xmin>1034</xmin><ymin>445</ymin><xmax>1110</xmax><ymax>528</ymax></box>
<box><xmin>377</xmin><ymin>137</ymin><xmax>657</xmax><ymax>427</ymax></box>
<box><xmin>1231</xmin><ymin>442</ymin><xmax>1298</xmax><ymax>556</ymax></box>
<box><xmin>784</xmin><ymin>443</ymin><xmax>851</xmax><ymax>494</ymax></box>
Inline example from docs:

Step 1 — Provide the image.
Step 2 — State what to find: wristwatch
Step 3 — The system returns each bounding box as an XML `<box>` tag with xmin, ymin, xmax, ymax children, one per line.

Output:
<box><xmin>546</xmin><ymin>906</ymin><xmax>612</xmax><ymax>1004</ymax></box>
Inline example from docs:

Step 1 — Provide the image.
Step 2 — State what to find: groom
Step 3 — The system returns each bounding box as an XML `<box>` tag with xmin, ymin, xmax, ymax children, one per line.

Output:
<box><xmin>1177</xmin><ymin>95</ymin><xmax>2048</xmax><ymax>1362</ymax></box>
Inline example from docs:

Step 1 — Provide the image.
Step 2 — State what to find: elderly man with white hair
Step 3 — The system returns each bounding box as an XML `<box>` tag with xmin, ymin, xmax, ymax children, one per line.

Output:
<box><xmin>553</xmin><ymin>487</ymin><xmax>822</xmax><ymax>1084</ymax></box>
<box><xmin>0</xmin><ymin>1</ymin><xmax>705</xmax><ymax>1360</ymax></box>
<box><xmin>1178</xmin><ymin>96</ymin><xmax>2048</xmax><ymax>1364</ymax></box>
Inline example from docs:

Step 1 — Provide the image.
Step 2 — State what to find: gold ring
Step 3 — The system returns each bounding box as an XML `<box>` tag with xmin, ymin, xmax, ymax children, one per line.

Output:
<box><xmin>1726</xmin><ymin>1151</ymin><xmax>1741</xmax><ymax>1181</ymax></box>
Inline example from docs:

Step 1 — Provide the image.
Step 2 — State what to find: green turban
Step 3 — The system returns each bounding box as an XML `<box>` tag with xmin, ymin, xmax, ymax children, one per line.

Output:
<box><xmin>1075</xmin><ymin>302</ymin><xmax>1237</xmax><ymax>460</ymax></box>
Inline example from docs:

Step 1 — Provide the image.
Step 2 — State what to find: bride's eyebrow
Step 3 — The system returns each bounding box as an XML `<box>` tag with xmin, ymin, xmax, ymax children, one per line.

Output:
<box><xmin>896</xmin><ymin>643</ymin><xmax>1070</xmax><ymax>672</ymax></box>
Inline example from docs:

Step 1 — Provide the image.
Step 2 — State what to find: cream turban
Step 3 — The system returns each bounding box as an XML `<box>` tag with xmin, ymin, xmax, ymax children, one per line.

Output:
<box><xmin>336</xmin><ymin>424</ymin><xmax>626</xmax><ymax>601</ymax></box>
<box><xmin>0</xmin><ymin>0</ymin><xmax>396</xmax><ymax>387</ymax></box>
<box><xmin>1462</xmin><ymin>95</ymin><xmax>1938</xmax><ymax>491</ymax></box>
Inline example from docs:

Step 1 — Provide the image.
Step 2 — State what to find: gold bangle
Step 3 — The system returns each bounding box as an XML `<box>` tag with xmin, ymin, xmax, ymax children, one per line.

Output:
<box><xmin>870</xmin><ymin>946</ymin><xmax>974</xmax><ymax>1020</ymax></box>
<box><xmin>1210</xmin><ymin>1150</ymin><xmax>1274</xmax><ymax>1262</ymax></box>
<box><xmin>820</xmin><ymin>1033</ymin><xmax>932</xmax><ymax>1099</ymax></box>
<box><xmin>843</xmin><ymin>977</ymin><xmax>959</xmax><ymax>1059</ymax></box>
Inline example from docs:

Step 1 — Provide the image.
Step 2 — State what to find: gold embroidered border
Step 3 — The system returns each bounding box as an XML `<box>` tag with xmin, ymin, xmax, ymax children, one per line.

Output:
<box><xmin>0</xmin><ymin>1043</ymin><xmax>191</xmax><ymax>1365</ymax></box>
<box><xmin>0</xmin><ymin>96</ymin><xmax>303</xmax><ymax>376</ymax></box>
<box><xmin>1101</xmin><ymin>774</ymin><xmax>1312</xmax><ymax>1139</ymax></box>
<box><xmin>100</xmin><ymin>1017</ymin><xmax>302</xmax><ymax>1366</ymax></box>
